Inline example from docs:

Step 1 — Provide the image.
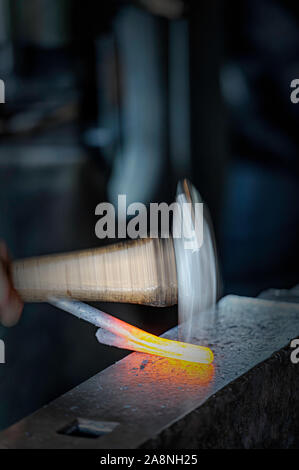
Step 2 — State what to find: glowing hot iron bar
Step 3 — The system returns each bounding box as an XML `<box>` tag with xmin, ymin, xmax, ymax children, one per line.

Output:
<box><xmin>50</xmin><ymin>298</ymin><xmax>214</xmax><ymax>365</ymax></box>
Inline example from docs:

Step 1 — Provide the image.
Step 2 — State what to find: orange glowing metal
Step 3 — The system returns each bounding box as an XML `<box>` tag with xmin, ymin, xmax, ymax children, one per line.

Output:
<box><xmin>50</xmin><ymin>298</ymin><xmax>214</xmax><ymax>365</ymax></box>
<box><xmin>96</xmin><ymin>325</ymin><xmax>213</xmax><ymax>364</ymax></box>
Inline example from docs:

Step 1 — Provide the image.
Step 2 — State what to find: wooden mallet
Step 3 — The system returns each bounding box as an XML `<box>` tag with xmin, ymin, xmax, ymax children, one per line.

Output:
<box><xmin>12</xmin><ymin>180</ymin><xmax>218</xmax><ymax>342</ymax></box>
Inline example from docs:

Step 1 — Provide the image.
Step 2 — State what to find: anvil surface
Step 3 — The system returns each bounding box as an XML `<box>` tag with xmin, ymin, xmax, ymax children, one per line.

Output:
<box><xmin>0</xmin><ymin>295</ymin><xmax>299</xmax><ymax>449</ymax></box>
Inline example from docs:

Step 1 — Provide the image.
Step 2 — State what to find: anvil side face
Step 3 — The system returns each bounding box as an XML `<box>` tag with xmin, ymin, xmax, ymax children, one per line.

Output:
<box><xmin>0</xmin><ymin>295</ymin><xmax>299</xmax><ymax>449</ymax></box>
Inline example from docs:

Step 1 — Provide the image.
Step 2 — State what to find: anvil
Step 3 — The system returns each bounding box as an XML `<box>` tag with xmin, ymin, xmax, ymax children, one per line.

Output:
<box><xmin>0</xmin><ymin>290</ymin><xmax>299</xmax><ymax>449</ymax></box>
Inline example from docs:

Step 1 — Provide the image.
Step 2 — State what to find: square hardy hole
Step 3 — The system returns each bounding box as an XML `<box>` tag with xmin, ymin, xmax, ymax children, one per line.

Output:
<box><xmin>58</xmin><ymin>418</ymin><xmax>119</xmax><ymax>439</ymax></box>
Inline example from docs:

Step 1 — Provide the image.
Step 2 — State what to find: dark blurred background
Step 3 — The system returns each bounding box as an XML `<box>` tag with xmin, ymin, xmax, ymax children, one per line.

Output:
<box><xmin>0</xmin><ymin>0</ymin><xmax>298</xmax><ymax>430</ymax></box>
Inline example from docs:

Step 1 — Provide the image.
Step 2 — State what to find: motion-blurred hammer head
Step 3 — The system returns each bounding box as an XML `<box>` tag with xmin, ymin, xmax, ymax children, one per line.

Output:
<box><xmin>173</xmin><ymin>180</ymin><xmax>220</xmax><ymax>342</ymax></box>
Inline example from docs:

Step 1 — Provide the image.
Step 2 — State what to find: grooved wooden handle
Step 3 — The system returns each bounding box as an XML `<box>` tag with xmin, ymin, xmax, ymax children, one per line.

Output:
<box><xmin>12</xmin><ymin>238</ymin><xmax>178</xmax><ymax>306</ymax></box>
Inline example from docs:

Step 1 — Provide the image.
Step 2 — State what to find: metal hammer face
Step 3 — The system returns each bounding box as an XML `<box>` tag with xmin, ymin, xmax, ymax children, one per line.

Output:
<box><xmin>173</xmin><ymin>180</ymin><xmax>219</xmax><ymax>340</ymax></box>
<box><xmin>12</xmin><ymin>180</ymin><xmax>219</xmax><ymax>336</ymax></box>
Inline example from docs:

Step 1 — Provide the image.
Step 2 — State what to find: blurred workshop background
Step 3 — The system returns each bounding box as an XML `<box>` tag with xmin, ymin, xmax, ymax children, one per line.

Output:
<box><xmin>0</xmin><ymin>0</ymin><xmax>298</xmax><ymax>430</ymax></box>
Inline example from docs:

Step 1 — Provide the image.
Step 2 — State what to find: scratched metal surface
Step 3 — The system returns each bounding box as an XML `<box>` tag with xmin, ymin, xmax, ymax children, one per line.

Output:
<box><xmin>1</xmin><ymin>295</ymin><xmax>299</xmax><ymax>449</ymax></box>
